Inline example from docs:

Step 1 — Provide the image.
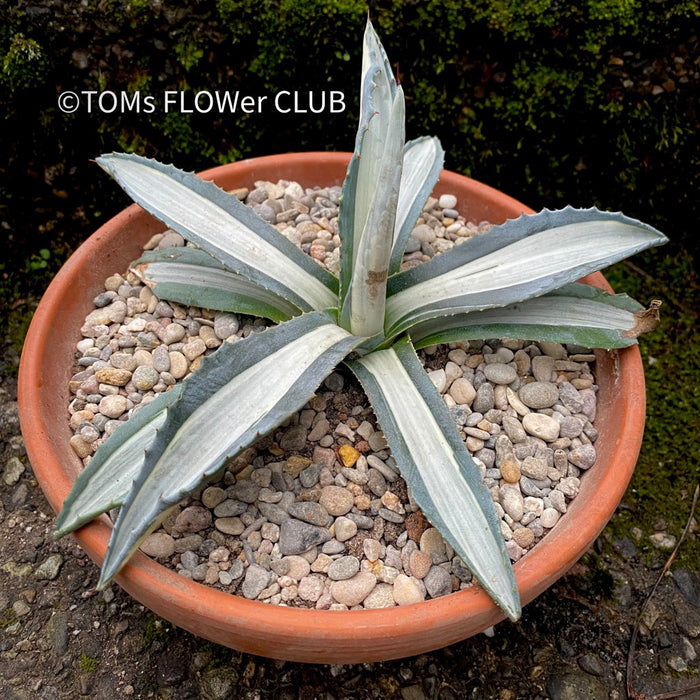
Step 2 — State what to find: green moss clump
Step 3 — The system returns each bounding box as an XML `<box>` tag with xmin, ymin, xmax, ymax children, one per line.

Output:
<box><xmin>1</xmin><ymin>34</ymin><xmax>48</xmax><ymax>90</ymax></box>
<box><xmin>79</xmin><ymin>653</ymin><xmax>98</xmax><ymax>673</ymax></box>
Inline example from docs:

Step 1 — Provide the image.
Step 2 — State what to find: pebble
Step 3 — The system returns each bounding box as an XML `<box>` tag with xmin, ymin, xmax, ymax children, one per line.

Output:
<box><xmin>519</xmin><ymin>382</ymin><xmax>559</xmax><ymax>409</ymax></box>
<box><xmin>330</xmin><ymin>572</ymin><xmax>377</xmax><ymax>606</ymax></box>
<box><xmin>449</xmin><ymin>377</ymin><xmax>476</xmax><ymax>404</ymax></box>
<box><xmin>423</xmin><ymin>566</ymin><xmax>452</xmax><ymax>598</ymax></box>
<box><xmin>328</xmin><ymin>556</ymin><xmax>360</xmax><ymax>581</ymax></box>
<box><xmin>34</xmin><ymin>554</ymin><xmax>63</xmax><ymax>581</ymax></box>
<box><xmin>522</xmin><ymin>413</ymin><xmax>561</xmax><ymax>441</ymax></box>
<box><xmin>334</xmin><ymin>516</ymin><xmax>358</xmax><ymax>542</ymax></box>
<box><xmin>393</xmin><ymin>574</ymin><xmax>426</xmax><ymax>605</ymax></box>
<box><xmin>279</xmin><ymin>519</ymin><xmax>331</xmax><ymax>555</ymax></box>
<box><xmin>568</xmin><ymin>444</ymin><xmax>596</xmax><ymax>470</ymax></box>
<box><xmin>319</xmin><ymin>485</ymin><xmax>354</xmax><ymax>516</ymax></box>
<box><xmin>483</xmin><ymin>364</ymin><xmax>517</xmax><ymax>385</ymax></box>
<box><xmin>98</xmin><ymin>395</ymin><xmax>127</xmax><ymax>418</ymax></box>
<box><xmin>140</xmin><ymin>533</ymin><xmax>176</xmax><ymax>559</ymax></box>
<box><xmin>241</xmin><ymin>565</ymin><xmax>270</xmax><ymax>599</ymax></box>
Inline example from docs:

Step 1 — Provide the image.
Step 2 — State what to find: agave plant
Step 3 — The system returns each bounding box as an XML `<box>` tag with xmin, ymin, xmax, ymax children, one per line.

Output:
<box><xmin>55</xmin><ymin>20</ymin><xmax>666</xmax><ymax>621</ymax></box>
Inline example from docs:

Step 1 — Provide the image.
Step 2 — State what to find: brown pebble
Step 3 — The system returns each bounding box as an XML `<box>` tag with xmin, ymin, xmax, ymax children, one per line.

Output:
<box><xmin>405</xmin><ymin>511</ymin><xmax>430</xmax><ymax>543</ymax></box>
<box><xmin>500</xmin><ymin>459</ymin><xmax>521</xmax><ymax>483</ymax></box>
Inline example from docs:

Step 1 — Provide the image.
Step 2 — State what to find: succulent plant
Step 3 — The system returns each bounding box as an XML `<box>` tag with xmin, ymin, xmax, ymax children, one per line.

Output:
<box><xmin>55</xmin><ymin>20</ymin><xmax>667</xmax><ymax>621</ymax></box>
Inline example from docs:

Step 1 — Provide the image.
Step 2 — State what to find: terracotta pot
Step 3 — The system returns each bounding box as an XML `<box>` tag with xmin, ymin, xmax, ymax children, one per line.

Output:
<box><xmin>18</xmin><ymin>152</ymin><xmax>645</xmax><ymax>663</ymax></box>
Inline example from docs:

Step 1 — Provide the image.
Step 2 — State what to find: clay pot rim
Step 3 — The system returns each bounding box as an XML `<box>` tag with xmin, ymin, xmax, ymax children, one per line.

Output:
<box><xmin>18</xmin><ymin>152</ymin><xmax>645</xmax><ymax>663</ymax></box>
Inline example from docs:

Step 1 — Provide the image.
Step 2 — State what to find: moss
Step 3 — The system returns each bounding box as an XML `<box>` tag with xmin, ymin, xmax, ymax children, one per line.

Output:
<box><xmin>79</xmin><ymin>653</ymin><xmax>99</xmax><ymax>673</ymax></box>
<box><xmin>142</xmin><ymin>614</ymin><xmax>176</xmax><ymax>650</ymax></box>
<box><xmin>1</xmin><ymin>34</ymin><xmax>48</xmax><ymax>90</ymax></box>
<box><xmin>578</xmin><ymin>553</ymin><xmax>615</xmax><ymax>600</ymax></box>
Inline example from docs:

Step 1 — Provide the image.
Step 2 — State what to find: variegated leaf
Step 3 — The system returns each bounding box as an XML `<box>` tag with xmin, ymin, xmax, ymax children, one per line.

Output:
<box><xmin>97</xmin><ymin>312</ymin><xmax>362</xmax><ymax>587</ymax></box>
<box><xmin>385</xmin><ymin>207</ymin><xmax>668</xmax><ymax>339</ymax></box>
<box><xmin>132</xmin><ymin>247</ymin><xmax>300</xmax><ymax>323</ymax></box>
<box><xmin>346</xmin><ymin>337</ymin><xmax>521</xmax><ymax>621</ymax></box>
<box><xmin>410</xmin><ymin>283</ymin><xmax>646</xmax><ymax>349</ymax></box>
<box><xmin>54</xmin><ymin>385</ymin><xmax>184</xmax><ymax>538</ymax></box>
<box><xmin>97</xmin><ymin>153</ymin><xmax>338</xmax><ymax>313</ymax></box>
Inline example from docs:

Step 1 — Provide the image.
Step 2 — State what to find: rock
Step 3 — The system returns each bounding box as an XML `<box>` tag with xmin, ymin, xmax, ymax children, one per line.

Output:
<box><xmin>330</xmin><ymin>572</ymin><xmax>377</xmax><ymax>606</ymax></box>
<box><xmin>423</xmin><ymin>565</ymin><xmax>452</xmax><ymax>598</ymax></box>
<box><xmin>483</xmin><ymin>364</ymin><xmax>517</xmax><ymax>385</ymax></box>
<box><xmin>500</xmin><ymin>458</ymin><xmax>521</xmax><ymax>483</ymax></box>
<box><xmin>521</xmin><ymin>456</ymin><xmax>548</xmax><ymax>480</ymax></box>
<box><xmin>568</xmin><ymin>444</ymin><xmax>596</xmax><ymax>470</ymax></box>
<box><xmin>673</xmin><ymin>569</ymin><xmax>700</xmax><ymax>608</ymax></box>
<box><xmin>168</xmin><ymin>351</ymin><xmax>189</xmax><ymax>379</ymax></box>
<box><xmin>338</xmin><ymin>444</ymin><xmax>360</xmax><ymax>467</ymax></box>
<box><xmin>282</xmin><ymin>555</ymin><xmax>311</xmax><ymax>580</ymax></box>
<box><xmin>279</xmin><ymin>424</ymin><xmax>307</xmax><ymax>451</ymax></box>
<box><xmin>559</xmin><ymin>381</ymin><xmax>584</xmax><ymax>413</ymax></box>
<box><xmin>522</xmin><ymin>413</ymin><xmax>560</xmax><ymax>441</ymax></box>
<box><xmin>531</xmin><ymin>355</ymin><xmax>555</xmax><ymax>382</ymax></box>
<box><xmin>519</xmin><ymin>382</ymin><xmax>559</xmax><ymax>409</ymax></box>
<box><xmin>512</xmin><ymin>527</ymin><xmax>535</xmax><ymax>548</ymax></box>
<box><xmin>279</xmin><ymin>519</ymin><xmax>331</xmax><ymax>555</ymax></box>
<box><xmin>175</xmin><ymin>506</ymin><xmax>212</xmax><ymax>533</ymax></box>
<box><xmin>393</xmin><ymin>574</ymin><xmax>426</xmax><ymax>605</ymax></box>
<box><xmin>547</xmin><ymin>672</ymin><xmax>607</xmax><ymax>700</ymax></box>
<box><xmin>408</xmin><ymin>550</ymin><xmax>433</xmax><ymax>579</ymax></box>
<box><xmin>140</xmin><ymin>532</ymin><xmax>175</xmax><ymax>559</ymax></box>
<box><xmin>319</xmin><ymin>485</ymin><xmax>354</xmax><ymax>515</ymax></box>
<box><xmin>541</xmin><ymin>508</ymin><xmax>561</xmax><ymax>528</ymax></box>
<box><xmin>328</xmin><ymin>556</ymin><xmax>360</xmax><ymax>581</ymax></box>
<box><xmin>428</xmin><ymin>369</ymin><xmax>447</xmax><ymax>393</ymax></box>
<box><xmin>363</xmin><ymin>582</ymin><xmax>396</xmax><ymax>609</ymax></box>
<box><xmin>473</xmin><ymin>383</ymin><xmax>495</xmax><ymax>413</ymax></box>
<box><xmin>131</xmin><ymin>365</ymin><xmax>159</xmax><ymax>391</ymax></box>
<box><xmin>334</xmin><ymin>516</ymin><xmax>358</xmax><ymax>542</ymax></box>
<box><xmin>2</xmin><ymin>456</ymin><xmax>25</xmax><ymax>485</ymax></box>
<box><xmin>214</xmin><ymin>313</ymin><xmax>239</xmax><ymax>339</ymax></box>
<box><xmin>241</xmin><ymin>565</ymin><xmax>270</xmax><ymax>599</ymax></box>
<box><xmin>501</xmin><ymin>487</ymin><xmax>524</xmax><ymax>522</ymax></box>
<box><xmin>287</xmin><ymin>501</ymin><xmax>331</xmax><ymax>527</ymax></box>
<box><xmin>419</xmin><ymin>528</ymin><xmax>447</xmax><ymax>562</ymax></box>
<box><xmin>35</xmin><ymin>554</ymin><xmax>63</xmax><ymax>581</ymax></box>
<box><xmin>438</xmin><ymin>194</ymin><xmax>458</xmax><ymax>209</ymax></box>
<box><xmin>94</xmin><ymin>367</ymin><xmax>132</xmax><ymax>386</ymax></box>
<box><xmin>449</xmin><ymin>377</ymin><xmax>476</xmax><ymax>404</ymax></box>
<box><xmin>98</xmin><ymin>394</ymin><xmax>127</xmax><ymax>418</ymax></box>
<box><xmin>298</xmin><ymin>575</ymin><xmax>325</xmax><ymax>602</ymax></box>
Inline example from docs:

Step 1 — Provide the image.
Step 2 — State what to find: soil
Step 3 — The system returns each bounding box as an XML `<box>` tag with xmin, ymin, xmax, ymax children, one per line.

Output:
<box><xmin>2</xmin><ymin>341</ymin><xmax>700</xmax><ymax>699</ymax></box>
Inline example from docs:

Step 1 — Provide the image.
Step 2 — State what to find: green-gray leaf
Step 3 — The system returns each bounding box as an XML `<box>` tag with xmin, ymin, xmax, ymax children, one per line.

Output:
<box><xmin>338</xmin><ymin>19</ymin><xmax>398</xmax><ymax>307</ymax></box>
<box><xmin>54</xmin><ymin>384</ymin><xmax>184</xmax><ymax>538</ymax></box>
<box><xmin>97</xmin><ymin>153</ymin><xmax>338</xmax><ymax>313</ymax></box>
<box><xmin>410</xmin><ymin>283</ymin><xmax>645</xmax><ymax>349</ymax></box>
<box><xmin>346</xmin><ymin>337</ymin><xmax>521</xmax><ymax>621</ymax></box>
<box><xmin>385</xmin><ymin>207</ymin><xmax>668</xmax><ymax>340</ymax></box>
<box><xmin>133</xmin><ymin>247</ymin><xmax>300</xmax><ymax>323</ymax></box>
<box><xmin>390</xmin><ymin>136</ymin><xmax>445</xmax><ymax>274</ymax></box>
<box><xmin>97</xmin><ymin>312</ymin><xmax>362</xmax><ymax>587</ymax></box>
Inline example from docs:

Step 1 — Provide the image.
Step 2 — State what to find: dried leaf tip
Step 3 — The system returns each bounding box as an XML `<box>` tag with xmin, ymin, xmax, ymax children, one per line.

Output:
<box><xmin>622</xmin><ymin>299</ymin><xmax>663</xmax><ymax>338</ymax></box>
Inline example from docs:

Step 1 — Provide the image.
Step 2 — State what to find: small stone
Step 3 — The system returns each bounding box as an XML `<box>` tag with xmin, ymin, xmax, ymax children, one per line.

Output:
<box><xmin>334</xmin><ymin>516</ymin><xmax>358</xmax><ymax>542</ymax></box>
<box><xmin>214</xmin><ymin>517</ymin><xmax>245</xmax><ymax>535</ymax></box>
<box><xmin>483</xmin><ymin>364</ymin><xmax>517</xmax><ymax>385</ymax></box>
<box><xmin>531</xmin><ymin>355</ymin><xmax>555</xmax><ymax>382</ymax></box>
<box><xmin>328</xmin><ymin>556</ymin><xmax>361</xmax><ymax>581</ymax></box>
<box><xmin>519</xmin><ymin>382</ymin><xmax>559</xmax><ymax>409</ymax></box>
<box><xmin>473</xmin><ymin>383</ymin><xmax>495</xmax><ymax>413</ymax></box>
<box><xmin>500</xmin><ymin>459</ymin><xmax>521</xmax><ymax>483</ymax></box>
<box><xmin>408</xmin><ymin>550</ymin><xmax>432</xmax><ymax>579</ymax></box>
<box><xmin>338</xmin><ymin>444</ymin><xmax>360</xmax><ymax>467</ymax></box>
<box><xmin>319</xmin><ymin>485</ymin><xmax>354</xmax><ymax>516</ymax></box>
<box><xmin>35</xmin><ymin>554</ymin><xmax>63</xmax><ymax>581</ymax></box>
<box><xmin>541</xmin><ymin>508</ymin><xmax>561</xmax><ymax>528</ymax></box>
<box><xmin>94</xmin><ymin>367</ymin><xmax>132</xmax><ymax>386</ymax></box>
<box><xmin>241</xmin><ymin>565</ymin><xmax>270</xmax><ymax>599</ymax></box>
<box><xmin>363</xmin><ymin>583</ymin><xmax>396</xmax><ymax>609</ymax></box>
<box><xmin>568</xmin><ymin>444</ymin><xmax>596</xmax><ymax>470</ymax></box>
<box><xmin>423</xmin><ymin>565</ymin><xmax>452</xmax><ymax>598</ymax></box>
<box><xmin>298</xmin><ymin>575</ymin><xmax>325</xmax><ymax>602</ymax></box>
<box><xmin>330</xmin><ymin>572</ymin><xmax>376</xmax><ymax>606</ymax></box>
<box><xmin>98</xmin><ymin>394</ymin><xmax>127</xmax><ymax>418</ymax></box>
<box><xmin>512</xmin><ymin>527</ymin><xmax>535</xmax><ymax>548</ymax></box>
<box><xmin>132</xmin><ymin>365</ymin><xmax>159</xmax><ymax>391</ymax></box>
<box><xmin>201</xmin><ymin>487</ymin><xmax>226</xmax><ymax>509</ymax></box>
<box><xmin>558</xmin><ymin>382</ymin><xmax>584</xmax><ymax>413</ymax></box>
<box><xmin>649</xmin><ymin>532</ymin><xmax>677</xmax><ymax>550</ymax></box>
<box><xmin>168</xmin><ymin>351</ymin><xmax>188</xmax><ymax>379</ymax></box>
<box><xmin>449</xmin><ymin>377</ymin><xmax>476</xmax><ymax>405</ymax></box>
<box><xmin>214</xmin><ymin>313</ymin><xmax>239</xmax><ymax>339</ymax></box>
<box><xmin>438</xmin><ymin>193</ymin><xmax>458</xmax><ymax>209</ymax></box>
<box><xmin>2</xmin><ymin>457</ymin><xmax>25</xmax><ymax>486</ymax></box>
<box><xmin>419</xmin><ymin>528</ymin><xmax>447</xmax><ymax>561</ymax></box>
<box><xmin>522</xmin><ymin>413</ymin><xmax>560</xmax><ymax>442</ymax></box>
<box><xmin>69</xmin><ymin>434</ymin><xmax>92</xmax><ymax>459</ymax></box>
<box><xmin>279</xmin><ymin>519</ymin><xmax>331</xmax><ymax>555</ymax></box>
<box><xmin>182</xmin><ymin>338</ymin><xmax>207</xmax><ymax>362</ymax></box>
<box><xmin>393</xmin><ymin>574</ymin><xmax>426</xmax><ymax>606</ymax></box>
<box><xmin>175</xmin><ymin>506</ymin><xmax>212</xmax><ymax>533</ymax></box>
<box><xmin>287</xmin><ymin>502</ymin><xmax>331</xmax><ymax>527</ymax></box>
<box><xmin>140</xmin><ymin>532</ymin><xmax>175</xmax><ymax>559</ymax></box>
<box><xmin>163</xmin><ymin>323</ymin><xmax>186</xmax><ymax>345</ymax></box>
<box><xmin>428</xmin><ymin>369</ymin><xmax>447</xmax><ymax>393</ymax></box>
<box><xmin>282</xmin><ymin>555</ymin><xmax>312</xmax><ymax>580</ymax></box>
<box><xmin>501</xmin><ymin>487</ymin><xmax>524</xmax><ymax>522</ymax></box>
<box><xmin>521</xmin><ymin>456</ymin><xmax>548</xmax><ymax>480</ymax></box>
